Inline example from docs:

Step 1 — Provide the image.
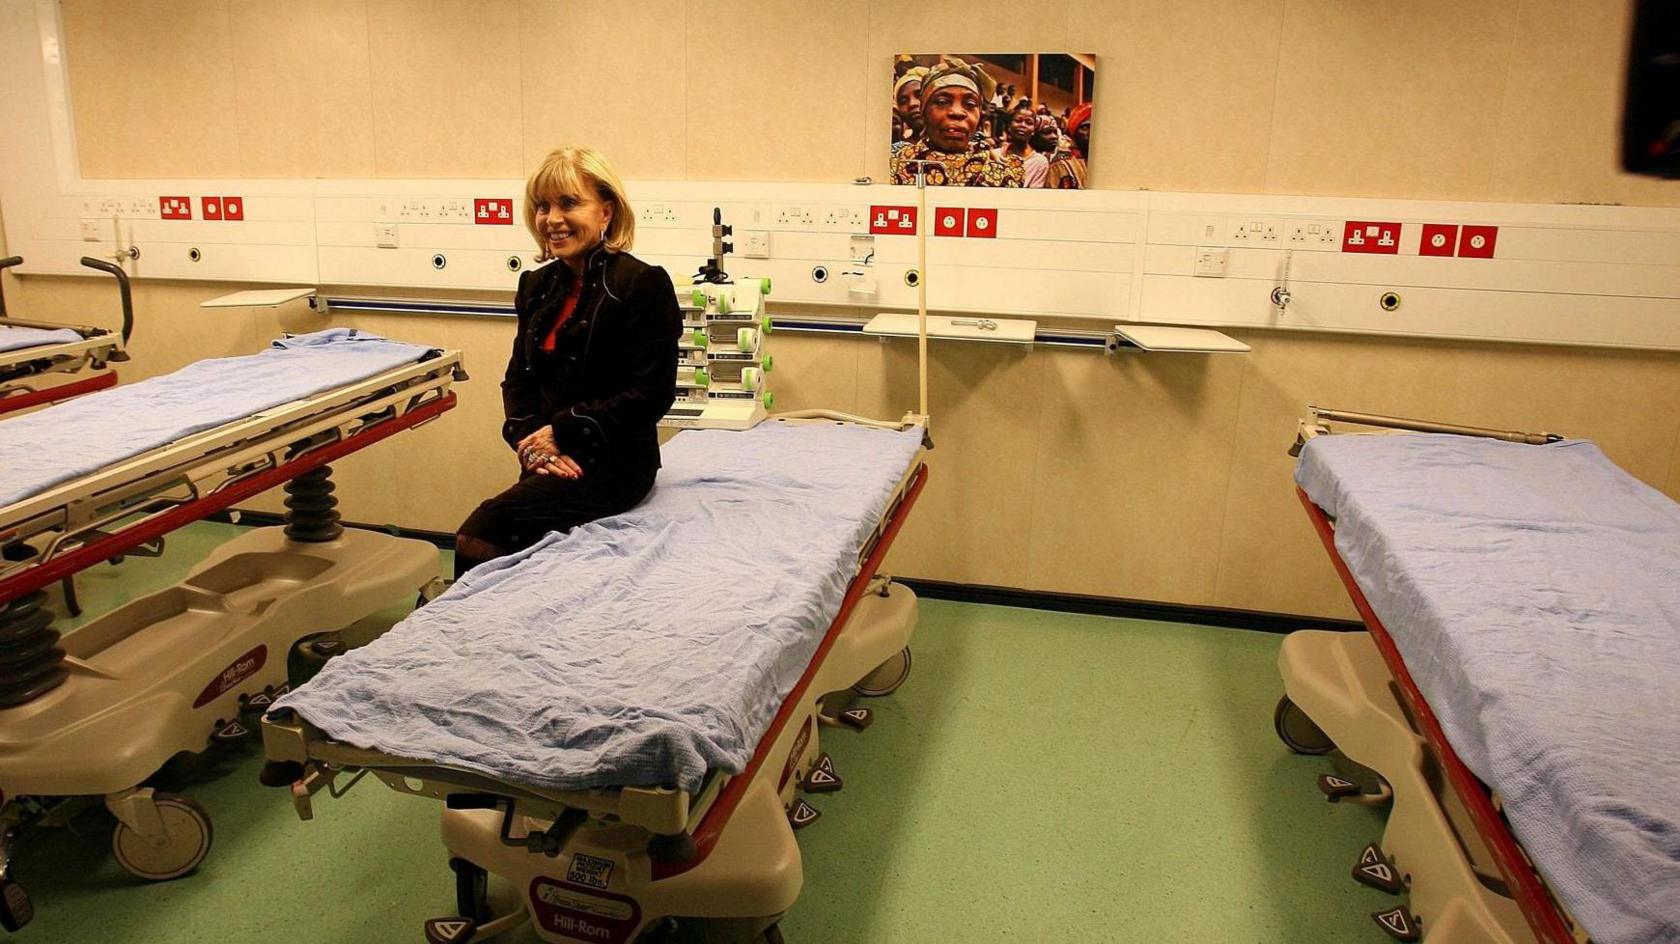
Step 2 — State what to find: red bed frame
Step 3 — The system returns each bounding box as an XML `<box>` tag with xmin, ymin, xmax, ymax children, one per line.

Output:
<box><xmin>0</xmin><ymin>391</ymin><xmax>455</xmax><ymax>608</ymax></box>
<box><xmin>0</xmin><ymin>370</ymin><xmax>119</xmax><ymax>417</ymax></box>
<box><xmin>653</xmin><ymin>461</ymin><xmax>928</xmax><ymax>880</ymax></box>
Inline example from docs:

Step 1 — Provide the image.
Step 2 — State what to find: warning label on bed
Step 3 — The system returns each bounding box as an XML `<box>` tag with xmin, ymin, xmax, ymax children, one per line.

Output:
<box><xmin>530</xmin><ymin>878</ymin><xmax>641</xmax><ymax>943</ymax></box>
<box><xmin>566</xmin><ymin>853</ymin><xmax>614</xmax><ymax>890</ymax></box>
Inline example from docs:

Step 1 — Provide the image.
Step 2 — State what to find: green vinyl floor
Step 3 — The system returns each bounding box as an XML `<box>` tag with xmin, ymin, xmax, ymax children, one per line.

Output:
<box><xmin>4</xmin><ymin>522</ymin><xmax>1391</xmax><ymax>944</ymax></box>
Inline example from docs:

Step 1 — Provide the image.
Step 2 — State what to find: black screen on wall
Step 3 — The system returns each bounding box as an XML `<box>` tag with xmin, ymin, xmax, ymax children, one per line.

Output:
<box><xmin>1623</xmin><ymin>0</ymin><xmax>1680</xmax><ymax>178</ymax></box>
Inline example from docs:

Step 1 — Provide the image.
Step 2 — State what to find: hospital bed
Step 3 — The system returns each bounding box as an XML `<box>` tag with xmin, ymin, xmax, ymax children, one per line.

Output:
<box><xmin>1277</xmin><ymin>407</ymin><xmax>1678</xmax><ymax>944</ymax></box>
<box><xmin>259</xmin><ymin>412</ymin><xmax>931</xmax><ymax>944</ymax></box>
<box><xmin>0</xmin><ymin>329</ymin><xmax>466</xmax><ymax>932</ymax></box>
<box><xmin>0</xmin><ymin>256</ymin><xmax>133</xmax><ymax>415</ymax></box>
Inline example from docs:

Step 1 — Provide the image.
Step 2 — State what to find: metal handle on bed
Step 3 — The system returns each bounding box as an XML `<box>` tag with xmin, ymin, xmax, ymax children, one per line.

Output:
<box><xmin>0</xmin><ymin>256</ymin><xmax>20</xmax><ymax>319</ymax></box>
<box><xmin>1306</xmin><ymin>406</ymin><xmax>1564</xmax><ymax>445</ymax></box>
<box><xmin>446</xmin><ymin>794</ymin><xmax>588</xmax><ymax>858</ymax></box>
<box><xmin>78</xmin><ymin>257</ymin><xmax>135</xmax><ymax>350</ymax></box>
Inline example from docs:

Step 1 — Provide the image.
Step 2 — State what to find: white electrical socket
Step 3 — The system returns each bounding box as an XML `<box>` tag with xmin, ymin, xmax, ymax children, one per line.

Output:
<box><xmin>1288</xmin><ymin>220</ymin><xmax>1342</xmax><ymax>248</ymax></box>
<box><xmin>80</xmin><ymin>219</ymin><xmax>101</xmax><ymax>242</ymax></box>
<box><xmin>743</xmin><ymin>230</ymin><xmax>770</xmax><ymax>258</ymax></box>
<box><xmin>1232</xmin><ymin>219</ymin><xmax>1281</xmax><ymax>244</ymax></box>
<box><xmin>1193</xmin><ymin>247</ymin><xmax>1228</xmax><ymax>277</ymax></box>
<box><xmin>639</xmin><ymin>203</ymin><xmax>679</xmax><ymax>225</ymax></box>
<box><xmin>375</xmin><ymin>223</ymin><xmax>399</xmax><ymax>248</ymax></box>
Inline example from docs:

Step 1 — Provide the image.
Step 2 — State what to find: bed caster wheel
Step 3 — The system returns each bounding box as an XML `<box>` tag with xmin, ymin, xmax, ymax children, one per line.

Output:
<box><xmin>111</xmin><ymin>793</ymin><xmax>213</xmax><ymax>881</ymax></box>
<box><xmin>1274</xmin><ymin>695</ymin><xmax>1335</xmax><ymax>755</ymax></box>
<box><xmin>0</xmin><ymin>876</ymin><xmax>33</xmax><ymax>931</ymax></box>
<box><xmin>853</xmin><ymin>647</ymin><xmax>911</xmax><ymax>697</ymax></box>
<box><xmin>450</xmin><ymin>857</ymin><xmax>491</xmax><ymax>923</ymax></box>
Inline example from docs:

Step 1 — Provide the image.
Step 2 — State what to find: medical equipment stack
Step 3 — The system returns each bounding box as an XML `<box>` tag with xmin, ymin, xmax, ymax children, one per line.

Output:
<box><xmin>663</xmin><ymin>279</ymin><xmax>774</xmax><ymax>431</ymax></box>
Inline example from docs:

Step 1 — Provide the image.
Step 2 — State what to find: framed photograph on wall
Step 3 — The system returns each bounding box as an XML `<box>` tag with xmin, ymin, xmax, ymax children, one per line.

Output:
<box><xmin>891</xmin><ymin>53</ymin><xmax>1096</xmax><ymax>189</ymax></box>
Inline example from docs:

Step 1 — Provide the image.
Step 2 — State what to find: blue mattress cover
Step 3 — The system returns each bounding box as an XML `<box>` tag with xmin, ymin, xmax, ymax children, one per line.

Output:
<box><xmin>1297</xmin><ymin>434</ymin><xmax>1680</xmax><ymax>944</ymax></box>
<box><xmin>274</xmin><ymin>421</ymin><xmax>925</xmax><ymax>794</ymax></box>
<box><xmin>0</xmin><ymin>329</ymin><xmax>434</xmax><ymax>510</ymax></box>
<box><xmin>0</xmin><ymin>325</ymin><xmax>82</xmax><ymax>354</ymax></box>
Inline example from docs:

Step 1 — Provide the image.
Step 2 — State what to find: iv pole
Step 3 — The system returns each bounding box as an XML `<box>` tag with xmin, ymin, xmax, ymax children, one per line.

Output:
<box><xmin>905</xmin><ymin>161</ymin><xmax>941</xmax><ymax>419</ymax></box>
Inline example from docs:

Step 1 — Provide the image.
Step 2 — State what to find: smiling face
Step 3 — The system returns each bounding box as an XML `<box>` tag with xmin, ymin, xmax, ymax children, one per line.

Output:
<box><xmin>923</xmin><ymin>85</ymin><xmax>982</xmax><ymax>152</ymax></box>
<box><xmin>533</xmin><ymin>187</ymin><xmax>613</xmax><ymax>266</ymax></box>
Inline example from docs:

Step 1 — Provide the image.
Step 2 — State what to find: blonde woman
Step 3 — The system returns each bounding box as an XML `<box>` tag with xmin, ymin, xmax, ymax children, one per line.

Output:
<box><xmin>454</xmin><ymin>147</ymin><xmax>681</xmax><ymax>578</ymax></box>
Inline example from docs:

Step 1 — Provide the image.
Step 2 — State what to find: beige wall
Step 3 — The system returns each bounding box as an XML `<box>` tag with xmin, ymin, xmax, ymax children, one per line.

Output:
<box><xmin>13</xmin><ymin>0</ymin><xmax>1680</xmax><ymax>620</ymax></box>
<box><xmin>58</xmin><ymin>0</ymin><xmax>1678</xmax><ymax>207</ymax></box>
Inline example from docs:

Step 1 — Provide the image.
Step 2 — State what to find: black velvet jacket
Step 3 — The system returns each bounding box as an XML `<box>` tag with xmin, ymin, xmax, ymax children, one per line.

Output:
<box><xmin>500</xmin><ymin>247</ymin><xmax>681</xmax><ymax>473</ymax></box>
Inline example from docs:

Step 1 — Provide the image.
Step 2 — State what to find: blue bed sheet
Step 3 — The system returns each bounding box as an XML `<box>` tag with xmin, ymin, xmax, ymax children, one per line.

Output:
<box><xmin>275</xmin><ymin>421</ymin><xmax>925</xmax><ymax>794</ymax></box>
<box><xmin>0</xmin><ymin>325</ymin><xmax>82</xmax><ymax>354</ymax></box>
<box><xmin>0</xmin><ymin>329</ymin><xmax>434</xmax><ymax>510</ymax></box>
<box><xmin>1297</xmin><ymin>434</ymin><xmax>1680</xmax><ymax>944</ymax></box>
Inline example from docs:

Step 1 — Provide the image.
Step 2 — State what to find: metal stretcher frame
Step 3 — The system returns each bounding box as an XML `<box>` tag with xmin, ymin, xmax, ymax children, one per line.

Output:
<box><xmin>0</xmin><ymin>328</ymin><xmax>122</xmax><ymax>413</ymax></box>
<box><xmin>260</xmin><ymin>415</ymin><xmax>929</xmax><ymax>875</ymax></box>
<box><xmin>1294</xmin><ymin>409</ymin><xmax>1577</xmax><ymax>944</ymax></box>
<box><xmin>0</xmin><ymin>256</ymin><xmax>132</xmax><ymax>416</ymax></box>
<box><xmin>0</xmin><ymin>352</ymin><xmax>463</xmax><ymax>607</ymax></box>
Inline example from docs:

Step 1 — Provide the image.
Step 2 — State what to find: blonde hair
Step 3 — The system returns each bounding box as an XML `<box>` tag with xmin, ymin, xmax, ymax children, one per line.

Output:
<box><xmin>523</xmin><ymin>147</ymin><xmax>636</xmax><ymax>260</ymax></box>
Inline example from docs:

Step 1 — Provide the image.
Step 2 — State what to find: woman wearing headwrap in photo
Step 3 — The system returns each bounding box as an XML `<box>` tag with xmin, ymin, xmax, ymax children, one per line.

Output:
<box><xmin>994</xmin><ymin>103</ymin><xmax>1050</xmax><ymax>188</ymax></box>
<box><xmin>1046</xmin><ymin>101</ymin><xmax>1091</xmax><ymax>190</ymax></box>
<box><xmin>890</xmin><ymin>58</ymin><xmax>1025</xmax><ymax>187</ymax></box>
<box><xmin>892</xmin><ymin>66</ymin><xmax>929</xmax><ymax>154</ymax></box>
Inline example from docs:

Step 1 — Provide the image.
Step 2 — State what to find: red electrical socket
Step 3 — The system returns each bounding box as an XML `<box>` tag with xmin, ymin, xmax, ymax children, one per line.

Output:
<box><xmin>1458</xmin><ymin>225</ymin><xmax>1498</xmax><ymax>258</ymax></box>
<box><xmin>966</xmin><ymin>208</ymin><xmax>998</xmax><ymax>238</ymax></box>
<box><xmin>1342</xmin><ymin>220</ymin><xmax>1400</xmax><ymax>254</ymax></box>
<box><xmin>202</xmin><ymin>196</ymin><xmax>223</xmax><ymax>221</ymax></box>
<box><xmin>160</xmin><ymin>196</ymin><xmax>192</xmax><ymax>220</ymax></box>
<box><xmin>222</xmin><ymin>196</ymin><xmax>244</xmax><ymax>221</ymax></box>
<box><xmin>933</xmin><ymin>208</ymin><xmax>966</xmax><ymax>237</ymax></box>
<box><xmin>1419</xmin><ymin>223</ymin><xmax>1458</xmax><ymax>257</ymax></box>
<box><xmin>474</xmin><ymin>198</ymin><xmax>514</xmax><ymax>225</ymax></box>
<box><xmin>868</xmin><ymin>205</ymin><xmax>917</xmax><ymax>235</ymax></box>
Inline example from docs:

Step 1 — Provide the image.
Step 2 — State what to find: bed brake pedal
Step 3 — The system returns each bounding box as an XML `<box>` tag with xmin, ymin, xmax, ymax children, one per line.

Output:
<box><xmin>836</xmin><ymin>708</ymin><xmax>872</xmax><ymax>731</ymax></box>
<box><xmin>239</xmin><ymin>684</ymin><xmax>290</xmax><ymax>717</ymax></box>
<box><xmin>1352</xmin><ymin>843</ymin><xmax>1403</xmax><ymax>894</ymax></box>
<box><xmin>788</xmin><ymin>800</ymin><xmax>821</xmax><ymax>831</ymax></box>
<box><xmin>0</xmin><ymin>877</ymin><xmax>33</xmax><ymax>932</ymax></box>
<box><xmin>212</xmin><ymin>719</ymin><xmax>253</xmax><ymax>743</ymax></box>
<box><xmin>1372</xmin><ymin>905</ymin><xmax>1421</xmax><ymax>942</ymax></box>
<box><xmin>423</xmin><ymin>916</ymin><xmax>477</xmax><ymax>944</ymax></box>
<box><xmin>801</xmin><ymin>753</ymin><xmax>842</xmax><ymax>794</ymax></box>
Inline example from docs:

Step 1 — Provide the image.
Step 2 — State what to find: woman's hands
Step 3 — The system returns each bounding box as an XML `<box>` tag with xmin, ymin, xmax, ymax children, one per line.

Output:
<box><xmin>516</xmin><ymin>426</ymin><xmax>583</xmax><ymax>479</ymax></box>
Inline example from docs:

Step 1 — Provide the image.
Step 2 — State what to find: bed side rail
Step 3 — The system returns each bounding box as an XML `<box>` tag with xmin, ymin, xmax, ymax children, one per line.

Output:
<box><xmin>1291</xmin><ymin>406</ymin><xmax>1564</xmax><ymax>456</ymax></box>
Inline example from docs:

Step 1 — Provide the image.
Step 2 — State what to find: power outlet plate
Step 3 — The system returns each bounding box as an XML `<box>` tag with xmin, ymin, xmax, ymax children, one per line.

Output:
<box><xmin>1287</xmin><ymin>219</ymin><xmax>1342</xmax><ymax>249</ymax></box>
<box><xmin>1233</xmin><ymin>219</ymin><xmax>1282</xmax><ymax>245</ymax></box>
<box><xmin>742</xmin><ymin>230</ymin><xmax>770</xmax><ymax>258</ymax></box>
<box><xmin>1193</xmin><ymin>246</ymin><xmax>1228</xmax><ymax>277</ymax></box>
